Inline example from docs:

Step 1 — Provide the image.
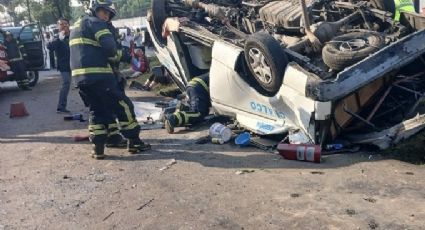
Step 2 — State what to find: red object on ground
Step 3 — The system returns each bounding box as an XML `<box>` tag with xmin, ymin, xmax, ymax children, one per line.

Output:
<box><xmin>277</xmin><ymin>143</ymin><xmax>321</xmax><ymax>163</ymax></box>
<box><xmin>73</xmin><ymin>135</ymin><xmax>90</xmax><ymax>142</ymax></box>
<box><xmin>9</xmin><ymin>102</ymin><xmax>29</xmax><ymax>118</ymax></box>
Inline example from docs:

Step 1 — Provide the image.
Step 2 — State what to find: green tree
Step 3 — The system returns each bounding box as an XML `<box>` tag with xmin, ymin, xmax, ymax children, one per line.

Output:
<box><xmin>0</xmin><ymin>0</ymin><xmax>25</xmax><ymax>25</ymax></box>
<box><xmin>77</xmin><ymin>0</ymin><xmax>151</xmax><ymax>19</ymax></box>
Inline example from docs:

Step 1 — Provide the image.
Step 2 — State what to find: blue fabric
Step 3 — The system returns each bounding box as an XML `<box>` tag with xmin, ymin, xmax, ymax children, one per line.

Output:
<box><xmin>57</xmin><ymin>71</ymin><xmax>71</xmax><ymax>110</ymax></box>
<box><xmin>48</xmin><ymin>36</ymin><xmax>71</xmax><ymax>72</ymax></box>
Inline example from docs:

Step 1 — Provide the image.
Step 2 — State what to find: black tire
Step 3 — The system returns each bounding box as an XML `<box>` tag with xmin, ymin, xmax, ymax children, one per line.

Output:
<box><xmin>151</xmin><ymin>0</ymin><xmax>167</xmax><ymax>44</ymax></box>
<box><xmin>27</xmin><ymin>70</ymin><xmax>39</xmax><ymax>87</ymax></box>
<box><xmin>244</xmin><ymin>32</ymin><xmax>288</xmax><ymax>95</ymax></box>
<box><xmin>322</xmin><ymin>31</ymin><xmax>385</xmax><ymax>71</ymax></box>
<box><xmin>369</xmin><ymin>0</ymin><xmax>395</xmax><ymax>14</ymax></box>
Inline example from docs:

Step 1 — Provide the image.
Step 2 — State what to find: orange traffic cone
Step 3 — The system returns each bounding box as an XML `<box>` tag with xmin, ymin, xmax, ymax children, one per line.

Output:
<box><xmin>10</xmin><ymin>102</ymin><xmax>29</xmax><ymax>118</ymax></box>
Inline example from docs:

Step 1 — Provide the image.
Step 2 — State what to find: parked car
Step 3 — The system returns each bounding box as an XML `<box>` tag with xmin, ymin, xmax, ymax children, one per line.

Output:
<box><xmin>0</xmin><ymin>23</ymin><xmax>48</xmax><ymax>87</ymax></box>
<box><xmin>148</xmin><ymin>0</ymin><xmax>425</xmax><ymax>146</ymax></box>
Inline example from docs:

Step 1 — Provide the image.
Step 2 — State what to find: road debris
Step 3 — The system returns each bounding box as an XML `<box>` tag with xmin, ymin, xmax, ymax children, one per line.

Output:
<box><xmin>278</xmin><ymin>144</ymin><xmax>321</xmax><ymax>163</ymax></box>
<box><xmin>235</xmin><ymin>132</ymin><xmax>250</xmax><ymax>147</ymax></box>
<box><xmin>364</xmin><ymin>198</ymin><xmax>377</xmax><ymax>203</ymax></box>
<box><xmin>102</xmin><ymin>211</ymin><xmax>114</xmax><ymax>221</ymax></box>
<box><xmin>94</xmin><ymin>174</ymin><xmax>105</xmax><ymax>182</ymax></box>
<box><xmin>290</xmin><ymin>193</ymin><xmax>301</xmax><ymax>198</ymax></box>
<box><xmin>209</xmin><ymin>123</ymin><xmax>232</xmax><ymax>143</ymax></box>
<box><xmin>310</xmin><ymin>171</ymin><xmax>325</xmax><ymax>175</ymax></box>
<box><xmin>346</xmin><ymin>209</ymin><xmax>356</xmax><ymax>216</ymax></box>
<box><xmin>73</xmin><ymin>135</ymin><xmax>89</xmax><ymax>142</ymax></box>
<box><xmin>235</xmin><ymin>169</ymin><xmax>255</xmax><ymax>175</ymax></box>
<box><xmin>159</xmin><ymin>159</ymin><xmax>177</xmax><ymax>171</ymax></box>
<box><xmin>137</xmin><ymin>198</ymin><xmax>155</xmax><ymax>211</ymax></box>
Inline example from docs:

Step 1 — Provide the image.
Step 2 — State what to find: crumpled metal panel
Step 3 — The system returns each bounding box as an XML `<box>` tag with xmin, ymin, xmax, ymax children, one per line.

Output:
<box><xmin>259</xmin><ymin>0</ymin><xmax>313</xmax><ymax>28</ymax></box>
<box><xmin>306</xmin><ymin>29</ymin><xmax>425</xmax><ymax>102</ymax></box>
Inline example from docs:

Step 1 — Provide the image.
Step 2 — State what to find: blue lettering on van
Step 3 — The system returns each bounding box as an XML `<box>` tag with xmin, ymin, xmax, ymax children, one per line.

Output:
<box><xmin>249</xmin><ymin>101</ymin><xmax>286</xmax><ymax>119</ymax></box>
<box><xmin>256</xmin><ymin>122</ymin><xmax>275</xmax><ymax>132</ymax></box>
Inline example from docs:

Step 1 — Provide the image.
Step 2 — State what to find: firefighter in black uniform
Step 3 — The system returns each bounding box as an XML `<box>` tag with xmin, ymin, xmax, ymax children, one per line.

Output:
<box><xmin>165</xmin><ymin>74</ymin><xmax>211</xmax><ymax>133</ymax></box>
<box><xmin>104</xmin><ymin>20</ymin><xmax>133</xmax><ymax>148</ymax></box>
<box><xmin>70</xmin><ymin>0</ymin><xmax>150</xmax><ymax>159</ymax></box>
<box><xmin>3</xmin><ymin>31</ymin><xmax>30</xmax><ymax>90</ymax></box>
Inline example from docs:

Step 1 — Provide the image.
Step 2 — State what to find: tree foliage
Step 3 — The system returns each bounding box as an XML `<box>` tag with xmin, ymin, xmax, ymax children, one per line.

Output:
<box><xmin>78</xmin><ymin>0</ymin><xmax>151</xmax><ymax>20</ymax></box>
<box><xmin>0</xmin><ymin>0</ymin><xmax>71</xmax><ymax>26</ymax></box>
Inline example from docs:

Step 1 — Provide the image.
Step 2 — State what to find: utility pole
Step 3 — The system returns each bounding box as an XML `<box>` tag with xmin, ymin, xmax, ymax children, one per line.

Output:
<box><xmin>26</xmin><ymin>0</ymin><xmax>32</xmax><ymax>22</ymax></box>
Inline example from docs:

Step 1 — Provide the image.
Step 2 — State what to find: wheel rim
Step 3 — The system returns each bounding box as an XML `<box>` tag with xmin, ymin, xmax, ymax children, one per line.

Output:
<box><xmin>339</xmin><ymin>39</ymin><xmax>367</xmax><ymax>52</ymax></box>
<box><xmin>27</xmin><ymin>71</ymin><xmax>35</xmax><ymax>82</ymax></box>
<box><xmin>248</xmin><ymin>48</ymin><xmax>272</xmax><ymax>85</ymax></box>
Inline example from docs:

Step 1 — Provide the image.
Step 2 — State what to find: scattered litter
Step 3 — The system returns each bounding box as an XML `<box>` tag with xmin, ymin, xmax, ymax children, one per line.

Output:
<box><xmin>102</xmin><ymin>211</ymin><xmax>114</xmax><ymax>221</ymax></box>
<box><xmin>62</xmin><ymin>175</ymin><xmax>70</xmax><ymax>179</ymax></box>
<box><xmin>73</xmin><ymin>135</ymin><xmax>89</xmax><ymax>142</ymax></box>
<box><xmin>364</xmin><ymin>198</ymin><xmax>377</xmax><ymax>203</ymax></box>
<box><xmin>235</xmin><ymin>132</ymin><xmax>251</xmax><ymax>146</ymax></box>
<box><xmin>64</xmin><ymin>113</ymin><xmax>85</xmax><ymax>122</ymax></box>
<box><xmin>94</xmin><ymin>175</ymin><xmax>105</xmax><ymax>182</ymax></box>
<box><xmin>211</xmin><ymin>138</ymin><xmax>225</xmax><ymax>145</ymax></box>
<box><xmin>368</xmin><ymin>220</ymin><xmax>379</xmax><ymax>229</ymax></box>
<box><xmin>133</xmin><ymin>101</ymin><xmax>163</xmax><ymax>123</ymax></box>
<box><xmin>235</xmin><ymin>169</ymin><xmax>255</xmax><ymax>175</ymax></box>
<box><xmin>322</xmin><ymin>146</ymin><xmax>360</xmax><ymax>155</ymax></box>
<box><xmin>310</xmin><ymin>171</ymin><xmax>325</xmax><ymax>175</ymax></box>
<box><xmin>346</xmin><ymin>209</ymin><xmax>356</xmax><ymax>216</ymax></box>
<box><xmin>405</xmin><ymin>172</ymin><xmax>414</xmax><ymax>175</ymax></box>
<box><xmin>159</xmin><ymin>159</ymin><xmax>177</xmax><ymax>171</ymax></box>
<box><xmin>290</xmin><ymin>193</ymin><xmax>300</xmax><ymax>198</ymax></box>
<box><xmin>288</xmin><ymin>130</ymin><xmax>312</xmax><ymax>144</ymax></box>
<box><xmin>369</xmin><ymin>155</ymin><xmax>373</xmax><ymax>160</ymax></box>
<box><xmin>209</xmin><ymin>123</ymin><xmax>232</xmax><ymax>143</ymax></box>
<box><xmin>137</xmin><ymin>198</ymin><xmax>155</xmax><ymax>211</ymax></box>
<box><xmin>131</xmin><ymin>184</ymin><xmax>137</xmax><ymax>188</ymax></box>
<box><xmin>140</xmin><ymin>123</ymin><xmax>164</xmax><ymax>130</ymax></box>
<box><xmin>325</xmin><ymin>143</ymin><xmax>344</xmax><ymax>151</ymax></box>
<box><xmin>278</xmin><ymin>143</ymin><xmax>321</xmax><ymax>163</ymax></box>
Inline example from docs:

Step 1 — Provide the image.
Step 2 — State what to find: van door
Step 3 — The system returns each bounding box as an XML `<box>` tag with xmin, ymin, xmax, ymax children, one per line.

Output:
<box><xmin>18</xmin><ymin>23</ymin><xmax>47</xmax><ymax>70</ymax></box>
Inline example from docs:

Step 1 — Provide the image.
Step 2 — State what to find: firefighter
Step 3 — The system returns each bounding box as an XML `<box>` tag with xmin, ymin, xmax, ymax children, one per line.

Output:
<box><xmin>394</xmin><ymin>0</ymin><xmax>415</xmax><ymax>22</ymax></box>
<box><xmin>104</xmin><ymin>20</ymin><xmax>135</xmax><ymax>149</ymax></box>
<box><xmin>70</xmin><ymin>0</ymin><xmax>151</xmax><ymax>159</ymax></box>
<box><xmin>164</xmin><ymin>74</ymin><xmax>211</xmax><ymax>133</ymax></box>
<box><xmin>3</xmin><ymin>31</ymin><xmax>31</xmax><ymax>90</ymax></box>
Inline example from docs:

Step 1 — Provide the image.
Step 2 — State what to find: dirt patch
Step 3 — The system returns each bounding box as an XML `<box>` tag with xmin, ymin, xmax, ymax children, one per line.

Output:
<box><xmin>0</xmin><ymin>75</ymin><xmax>425</xmax><ymax>229</ymax></box>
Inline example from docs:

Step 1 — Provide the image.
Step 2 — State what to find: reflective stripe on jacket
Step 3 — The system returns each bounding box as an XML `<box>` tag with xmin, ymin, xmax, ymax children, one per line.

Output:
<box><xmin>69</xmin><ymin>15</ymin><xmax>118</xmax><ymax>79</ymax></box>
<box><xmin>394</xmin><ymin>0</ymin><xmax>415</xmax><ymax>21</ymax></box>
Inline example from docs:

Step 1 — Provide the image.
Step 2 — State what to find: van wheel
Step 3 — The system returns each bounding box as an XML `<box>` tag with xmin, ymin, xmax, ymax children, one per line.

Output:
<box><xmin>27</xmin><ymin>71</ymin><xmax>39</xmax><ymax>87</ymax></box>
<box><xmin>322</xmin><ymin>31</ymin><xmax>385</xmax><ymax>71</ymax></box>
<box><xmin>244</xmin><ymin>32</ymin><xmax>288</xmax><ymax>96</ymax></box>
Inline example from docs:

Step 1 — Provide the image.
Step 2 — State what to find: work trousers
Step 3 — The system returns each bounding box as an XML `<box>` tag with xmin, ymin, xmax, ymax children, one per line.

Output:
<box><xmin>171</xmin><ymin>85</ymin><xmax>210</xmax><ymax>127</ymax></box>
<box><xmin>57</xmin><ymin>71</ymin><xmax>71</xmax><ymax>110</ymax></box>
<box><xmin>77</xmin><ymin>76</ymin><xmax>140</xmax><ymax>145</ymax></box>
<box><xmin>10</xmin><ymin>61</ymin><xmax>29</xmax><ymax>88</ymax></box>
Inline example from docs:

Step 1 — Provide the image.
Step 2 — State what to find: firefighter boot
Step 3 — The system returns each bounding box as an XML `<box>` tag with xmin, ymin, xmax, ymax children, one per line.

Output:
<box><xmin>127</xmin><ymin>139</ymin><xmax>151</xmax><ymax>154</ymax></box>
<box><xmin>106</xmin><ymin>134</ymin><xmax>127</xmax><ymax>148</ymax></box>
<box><xmin>164</xmin><ymin>114</ymin><xmax>177</xmax><ymax>134</ymax></box>
<box><xmin>91</xmin><ymin>144</ymin><xmax>105</xmax><ymax>160</ymax></box>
